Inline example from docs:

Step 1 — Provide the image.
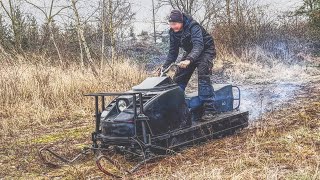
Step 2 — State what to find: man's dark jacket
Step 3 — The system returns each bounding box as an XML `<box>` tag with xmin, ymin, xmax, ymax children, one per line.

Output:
<box><xmin>163</xmin><ymin>13</ymin><xmax>216</xmax><ymax>68</ymax></box>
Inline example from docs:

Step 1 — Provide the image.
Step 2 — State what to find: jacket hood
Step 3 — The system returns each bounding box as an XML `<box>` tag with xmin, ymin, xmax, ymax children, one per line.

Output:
<box><xmin>183</xmin><ymin>13</ymin><xmax>193</xmax><ymax>27</ymax></box>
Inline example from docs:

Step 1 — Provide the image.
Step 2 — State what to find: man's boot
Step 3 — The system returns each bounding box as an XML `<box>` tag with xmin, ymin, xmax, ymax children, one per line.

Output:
<box><xmin>198</xmin><ymin>77</ymin><xmax>217</xmax><ymax>116</ymax></box>
<box><xmin>203</xmin><ymin>102</ymin><xmax>218</xmax><ymax>119</ymax></box>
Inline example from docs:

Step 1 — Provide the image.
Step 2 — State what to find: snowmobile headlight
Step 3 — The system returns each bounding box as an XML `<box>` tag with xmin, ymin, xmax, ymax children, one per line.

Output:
<box><xmin>117</xmin><ymin>99</ymin><xmax>128</xmax><ymax>112</ymax></box>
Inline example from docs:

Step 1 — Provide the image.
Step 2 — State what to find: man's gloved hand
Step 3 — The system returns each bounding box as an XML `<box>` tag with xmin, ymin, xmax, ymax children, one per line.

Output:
<box><xmin>177</xmin><ymin>60</ymin><xmax>191</xmax><ymax>69</ymax></box>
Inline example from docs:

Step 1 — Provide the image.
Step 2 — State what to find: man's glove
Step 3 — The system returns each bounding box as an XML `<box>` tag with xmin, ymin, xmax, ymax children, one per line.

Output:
<box><xmin>177</xmin><ymin>60</ymin><xmax>191</xmax><ymax>69</ymax></box>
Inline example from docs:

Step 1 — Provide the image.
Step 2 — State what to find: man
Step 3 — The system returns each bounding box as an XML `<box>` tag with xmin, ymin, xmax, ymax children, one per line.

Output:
<box><xmin>162</xmin><ymin>9</ymin><xmax>216</xmax><ymax>109</ymax></box>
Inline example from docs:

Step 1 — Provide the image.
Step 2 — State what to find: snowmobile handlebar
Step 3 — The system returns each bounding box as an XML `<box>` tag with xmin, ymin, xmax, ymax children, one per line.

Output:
<box><xmin>160</xmin><ymin>63</ymin><xmax>178</xmax><ymax>77</ymax></box>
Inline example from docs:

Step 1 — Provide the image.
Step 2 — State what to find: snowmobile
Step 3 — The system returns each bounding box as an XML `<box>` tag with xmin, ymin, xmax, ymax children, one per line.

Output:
<box><xmin>39</xmin><ymin>64</ymin><xmax>249</xmax><ymax>178</ymax></box>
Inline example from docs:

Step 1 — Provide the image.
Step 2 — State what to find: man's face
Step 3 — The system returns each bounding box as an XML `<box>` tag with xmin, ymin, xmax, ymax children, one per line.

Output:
<box><xmin>169</xmin><ymin>22</ymin><xmax>183</xmax><ymax>32</ymax></box>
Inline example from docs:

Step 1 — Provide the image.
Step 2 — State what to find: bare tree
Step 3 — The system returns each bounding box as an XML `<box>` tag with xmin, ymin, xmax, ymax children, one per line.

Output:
<box><xmin>71</xmin><ymin>0</ymin><xmax>98</xmax><ymax>76</ymax></box>
<box><xmin>226</xmin><ymin>0</ymin><xmax>231</xmax><ymax>26</ymax></box>
<box><xmin>152</xmin><ymin>0</ymin><xmax>157</xmax><ymax>44</ymax></box>
<box><xmin>77</xmin><ymin>22</ymin><xmax>84</xmax><ymax>68</ymax></box>
<box><xmin>200</xmin><ymin>0</ymin><xmax>224</xmax><ymax>29</ymax></box>
<box><xmin>108</xmin><ymin>0</ymin><xmax>115</xmax><ymax>64</ymax></box>
<box><xmin>25</xmin><ymin>0</ymin><xmax>69</xmax><ymax>65</ymax></box>
<box><xmin>296</xmin><ymin>0</ymin><xmax>320</xmax><ymax>28</ymax></box>
<box><xmin>0</xmin><ymin>0</ymin><xmax>24</xmax><ymax>51</ymax></box>
<box><xmin>101</xmin><ymin>0</ymin><xmax>106</xmax><ymax>68</ymax></box>
<box><xmin>100</xmin><ymin>0</ymin><xmax>134</xmax><ymax>64</ymax></box>
<box><xmin>0</xmin><ymin>14</ymin><xmax>10</xmax><ymax>48</ymax></box>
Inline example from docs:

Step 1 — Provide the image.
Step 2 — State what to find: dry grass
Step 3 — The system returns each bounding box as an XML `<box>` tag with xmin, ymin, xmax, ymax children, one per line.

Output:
<box><xmin>0</xmin><ymin>51</ymin><xmax>319</xmax><ymax>179</ymax></box>
<box><xmin>0</xmin><ymin>57</ymin><xmax>147</xmax><ymax>137</ymax></box>
<box><xmin>0</xmin><ymin>55</ymin><xmax>147</xmax><ymax>178</ymax></box>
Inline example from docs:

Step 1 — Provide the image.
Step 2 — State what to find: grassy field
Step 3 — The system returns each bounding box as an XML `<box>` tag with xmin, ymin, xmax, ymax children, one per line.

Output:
<box><xmin>0</xmin><ymin>53</ymin><xmax>319</xmax><ymax>179</ymax></box>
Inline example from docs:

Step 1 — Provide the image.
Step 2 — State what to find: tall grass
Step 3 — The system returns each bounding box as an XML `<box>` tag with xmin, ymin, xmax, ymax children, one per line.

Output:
<box><xmin>0</xmin><ymin>54</ymin><xmax>147</xmax><ymax>137</ymax></box>
<box><xmin>1</xmin><ymin>49</ymin><xmax>319</xmax><ymax>138</ymax></box>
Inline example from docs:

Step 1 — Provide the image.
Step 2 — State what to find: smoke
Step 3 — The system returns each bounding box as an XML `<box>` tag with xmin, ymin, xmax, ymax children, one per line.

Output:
<box><xmin>239</xmin><ymin>83</ymin><xmax>301</xmax><ymax>120</ymax></box>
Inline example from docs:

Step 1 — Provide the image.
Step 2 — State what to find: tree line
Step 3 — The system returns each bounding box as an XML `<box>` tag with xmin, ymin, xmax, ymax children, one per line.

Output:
<box><xmin>0</xmin><ymin>0</ymin><xmax>319</xmax><ymax>68</ymax></box>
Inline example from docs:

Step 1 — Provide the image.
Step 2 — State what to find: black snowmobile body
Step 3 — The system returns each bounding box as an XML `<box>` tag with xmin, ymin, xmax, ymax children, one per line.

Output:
<box><xmin>86</xmin><ymin>76</ymin><xmax>248</xmax><ymax>150</ymax></box>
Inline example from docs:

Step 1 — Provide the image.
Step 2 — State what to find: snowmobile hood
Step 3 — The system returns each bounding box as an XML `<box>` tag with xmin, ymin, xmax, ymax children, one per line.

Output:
<box><xmin>132</xmin><ymin>77</ymin><xmax>177</xmax><ymax>91</ymax></box>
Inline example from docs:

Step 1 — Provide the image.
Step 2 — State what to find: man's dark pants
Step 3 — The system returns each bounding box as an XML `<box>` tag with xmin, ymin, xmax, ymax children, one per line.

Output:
<box><xmin>173</xmin><ymin>46</ymin><xmax>215</xmax><ymax>106</ymax></box>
